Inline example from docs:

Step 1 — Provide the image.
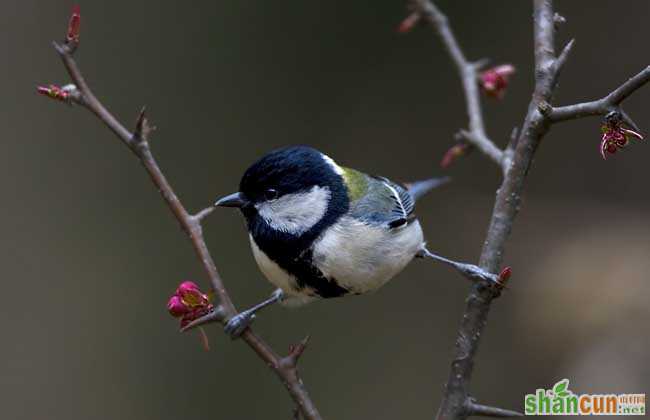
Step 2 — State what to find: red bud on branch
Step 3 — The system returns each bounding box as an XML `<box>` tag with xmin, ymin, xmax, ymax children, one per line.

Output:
<box><xmin>440</xmin><ymin>143</ymin><xmax>471</xmax><ymax>169</ymax></box>
<box><xmin>497</xmin><ymin>266</ymin><xmax>512</xmax><ymax>288</ymax></box>
<box><xmin>479</xmin><ymin>64</ymin><xmax>515</xmax><ymax>99</ymax></box>
<box><xmin>66</xmin><ymin>5</ymin><xmax>81</xmax><ymax>44</ymax></box>
<box><xmin>397</xmin><ymin>13</ymin><xmax>420</xmax><ymax>34</ymax></box>
<box><xmin>36</xmin><ymin>84</ymin><xmax>78</xmax><ymax>104</ymax></box>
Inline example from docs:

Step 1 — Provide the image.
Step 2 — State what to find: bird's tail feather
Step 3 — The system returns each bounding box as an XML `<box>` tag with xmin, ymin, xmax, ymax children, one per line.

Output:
<box><xmin>406</xmin><ymin>176</ymin><xmax>450</xmax><ymax>201</ymax></box>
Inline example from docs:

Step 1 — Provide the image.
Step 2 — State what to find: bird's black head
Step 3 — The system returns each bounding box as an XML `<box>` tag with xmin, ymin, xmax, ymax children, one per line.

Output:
<box><xmin>215</xmin><ymin>146</ymin><xmax>349</xmax><ymax>240</ymax></box>
<box><xmin>240</xmin><ymin>146</ymin><xmax>337</xmax><ymax>207</ymax></box>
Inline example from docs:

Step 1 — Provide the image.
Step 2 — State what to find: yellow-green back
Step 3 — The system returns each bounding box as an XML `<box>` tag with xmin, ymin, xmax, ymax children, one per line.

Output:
<box><xmin>341</xmin><ymin>167</ymin><xmax>369</xmax><ymax>202</ymax></box>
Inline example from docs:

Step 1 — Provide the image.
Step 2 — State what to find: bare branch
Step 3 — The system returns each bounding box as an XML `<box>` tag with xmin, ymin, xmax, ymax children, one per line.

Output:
<box><xmin>466</xmin><ymin>400</ymin><xmax>523</xmax><ymax>418</ymax></box>
<box><xmin>412</xmin><ymin>0</ymin><xmax>505</xmax><ymax>170</ymax></box>
<box><xmin>534</xmin><ymin>0</ymin><xmax>556</xmax><ymax>72</ymax></box>
<box><xmin>53</xmin><ymin>41</ymin><xmax>135</xmax><ymax>151</ymax></box>
<box><xmin>194</xmin><ymin>206</ymin><xmax>217</xmax><ymax>222</ymax></box>
<box><xmin>549</xmin><ymin>66</ymin><xmax>650</xmax><ymax>123</ymax></box>
<box><xmin>434</xmin><ymin>1</ymin><xmax>570</xmax><ymax>419</ymax></box>
<box><xmin>280</xmin><ymin>335</ymin><xmax>311</xmax><ymax>369</ymax></box>
<box><xmin>46</xmin><ymin>31</ymin><xmax>322</xmax><ymax>420</ymax></box>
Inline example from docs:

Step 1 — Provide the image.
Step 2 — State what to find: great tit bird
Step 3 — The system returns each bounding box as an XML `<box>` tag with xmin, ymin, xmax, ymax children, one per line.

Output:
<box><xmin>215</xmin><ymin>145</ymin><xmax>482</xmax><ymax>337</ymax></box>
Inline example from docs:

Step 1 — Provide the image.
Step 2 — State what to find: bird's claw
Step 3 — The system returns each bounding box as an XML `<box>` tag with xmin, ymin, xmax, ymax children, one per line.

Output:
<box><xmin>224</xmin><ymin>311</ymin><xmax>256</xmax><ymax>339</ymax></box>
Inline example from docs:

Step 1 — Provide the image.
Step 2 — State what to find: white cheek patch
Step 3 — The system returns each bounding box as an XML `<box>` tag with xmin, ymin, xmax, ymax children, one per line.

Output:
<box><xmin>255</xmin><ymin>186</ymin><xmax>331</xmax><ymax>235</ymax></box>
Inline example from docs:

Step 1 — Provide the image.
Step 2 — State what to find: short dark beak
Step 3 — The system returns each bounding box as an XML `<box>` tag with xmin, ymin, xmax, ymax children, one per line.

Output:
<box><xmin>215</xmin><ymin>192</ymin><xmax>247</xmax><ymax>208</ymax></box>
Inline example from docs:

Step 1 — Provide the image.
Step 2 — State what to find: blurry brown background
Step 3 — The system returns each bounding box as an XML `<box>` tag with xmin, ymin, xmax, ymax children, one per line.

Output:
<box><xmin>2</xmin><ymin>1</ymin><xmax>649</xmax><ymax>419</ymax></box>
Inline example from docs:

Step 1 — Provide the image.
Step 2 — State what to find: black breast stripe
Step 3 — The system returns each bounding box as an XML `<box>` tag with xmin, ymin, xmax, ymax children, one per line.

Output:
<box><xmin>293</xmin><ymin>249</ymin><xmax>349</xmax><ymax>298</ymax></box>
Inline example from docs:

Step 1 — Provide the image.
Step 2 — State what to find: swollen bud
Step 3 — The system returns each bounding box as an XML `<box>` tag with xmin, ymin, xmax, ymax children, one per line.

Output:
<box><xmin>440</xmin><ymin>143</ymin><xmax>471</xmax><ymax>169</ymax></box>
<box><xmin>497</xmin><ymin>266</ymin><xmax>512</xmax><ymax>286</ymax></box>
<box><xmin>397</xmin><ymin>13</ymin><xmax>420</xmax><ymax>34</ymax></box>
<box><xmin>479</xmin><ymin>64</ymin><xmax>515</xmax><ymax>99</ymax></box>
<box><xmin>36</xmin><ymin>84</ymin><xmax>78</xmax><ymax>104</ymax></box>
<box><xmin>177</xmin><ymin>280</ymin><xmax>201</xmax><ymax>295</ymax></box>
<box><xmin>66</xmin><ymin>5</ymin><xmax>81</xmax><ymax>45</ymax></box>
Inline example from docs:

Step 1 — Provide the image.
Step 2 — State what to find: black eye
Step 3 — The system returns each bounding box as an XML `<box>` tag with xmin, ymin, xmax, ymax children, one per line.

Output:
<box><xmin>264</xmin><ymin>188</ymin><xmax>279</xmax><ymax>201</ymax></box>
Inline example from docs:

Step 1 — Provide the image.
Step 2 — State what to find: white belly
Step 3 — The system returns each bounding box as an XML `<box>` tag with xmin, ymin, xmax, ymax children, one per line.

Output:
<box><xmin>249</xmin><ymin>218</ymin><xmax>424</xmax><ymax>304</ymax></box>
<box><xmin>312</xmin><ymin>217</ymin><xmax>424</xmax><ymax>294</ymax></box>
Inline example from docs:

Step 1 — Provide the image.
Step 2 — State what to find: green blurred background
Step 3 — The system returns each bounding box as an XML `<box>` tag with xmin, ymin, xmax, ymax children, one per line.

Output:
<box><xmin>2</xmin><ymin>1</ymin><xmax>649</xmax><ymax>419</ymax></box>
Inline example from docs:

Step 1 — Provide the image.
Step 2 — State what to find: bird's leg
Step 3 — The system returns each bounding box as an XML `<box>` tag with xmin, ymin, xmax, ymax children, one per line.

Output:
<box><xmin>224</xmin><ymin>289</ymin><xmax>285</xmax><ymax>339</ymax></box>
<box><xmin>417</xmin><ymin>246</ymin><xmax>499</xmax><ymax>284</ymax></box>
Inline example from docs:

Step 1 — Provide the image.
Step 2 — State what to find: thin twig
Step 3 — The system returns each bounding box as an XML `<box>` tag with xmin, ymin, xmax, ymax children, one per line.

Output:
<box><xmin>549</xmin><ymin>66</ymin><xmax>650</xmax><ymax>123</ymax></box>
<box><xmin>413</xmin><ymin>0</ymin><xmax>505</xmax><ymax>170</ymax></box>
<box><xmin>466</xmin><ymin>400</ymin><xmax>523</xmax><ymax>418</ymax></box>
<box><xmin>47</xmin><ymin>38</ymin><xmax>322</xmax><ymax>420</ymax></box>
<box><xmin>194</xmin><ymin>206</ymin><xmax>217</xmax><ymax>222</ymax></box>
<box><xmin>280</xmin><ymin>335</ymin><xmax>311</xmax><ymax>369</ymax></box>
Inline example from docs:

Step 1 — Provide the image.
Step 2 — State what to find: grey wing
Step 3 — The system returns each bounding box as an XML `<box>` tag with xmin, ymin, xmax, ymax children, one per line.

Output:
<box><xmin>348</xmin><ymin>176</ymin><xmax>415</xmax><ymax>229</ymax></box>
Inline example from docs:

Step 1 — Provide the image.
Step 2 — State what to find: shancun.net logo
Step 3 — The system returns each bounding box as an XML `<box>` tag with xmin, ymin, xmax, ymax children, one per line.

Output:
<box><xmin>525</xmin><ymin>379</ymin><xmax>645</xmax><ymax>416</ymax></box>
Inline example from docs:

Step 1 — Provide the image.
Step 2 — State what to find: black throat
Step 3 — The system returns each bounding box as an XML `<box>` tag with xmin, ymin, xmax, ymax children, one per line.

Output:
<box><xmin>245</xmin><ymin>176</ymin><xmax>350</xmax><ymax>298</ymax></box>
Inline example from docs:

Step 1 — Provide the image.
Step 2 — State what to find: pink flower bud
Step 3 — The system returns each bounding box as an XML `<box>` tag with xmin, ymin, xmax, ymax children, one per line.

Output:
<box><xmin>167</xmin><ymin>280</ymin><xmax>214</xmax><ymax>329</ymax></box>
<box><xmin>176</xmin><ymin>280</ymin><xmax>200</xmax><ymax>295</ymax></box>
<box><xmin>167</xmin><ymin>295</ymin><xmax>189</xmax><ymax>317</ymax></box>
<box><xmin>479</xmin><ymin>64</ymin><xmax>515</xmax><ymax>99</ymax></box>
